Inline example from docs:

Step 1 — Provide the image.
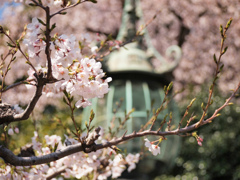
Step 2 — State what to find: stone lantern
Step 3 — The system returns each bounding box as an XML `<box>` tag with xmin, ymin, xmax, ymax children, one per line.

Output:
<box><xmin>83</xmin><ymin>0</ymin><xmax>182</xmax><ymax>176</ymax></box>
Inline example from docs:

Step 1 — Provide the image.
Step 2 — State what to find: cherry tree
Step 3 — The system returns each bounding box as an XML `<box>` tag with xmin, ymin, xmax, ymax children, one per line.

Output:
<box><xmin>0</xmin><ymin>0</ymin><xmax>239</xmax><ymax>179</ymax></box>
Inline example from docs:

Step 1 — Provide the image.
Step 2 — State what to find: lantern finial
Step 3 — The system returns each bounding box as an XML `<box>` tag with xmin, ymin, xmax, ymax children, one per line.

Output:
<box><xmin>106</xmin><ymin>0</ymin><xmax>181</xmax><ymax>75</ymax></box>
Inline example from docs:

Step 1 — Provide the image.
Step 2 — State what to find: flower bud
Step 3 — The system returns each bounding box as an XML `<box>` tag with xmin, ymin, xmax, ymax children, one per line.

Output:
<box><xmin>8</xmin><ymin>128</ymin><xmax>14</xmax><ymax>136</ymax></box>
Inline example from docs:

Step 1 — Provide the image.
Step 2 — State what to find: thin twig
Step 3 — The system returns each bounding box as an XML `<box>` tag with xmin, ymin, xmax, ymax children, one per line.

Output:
<box><xmin>50</xmin><ymin>0</ymin><xmax>88</xmax><ymax>18</ymax></box>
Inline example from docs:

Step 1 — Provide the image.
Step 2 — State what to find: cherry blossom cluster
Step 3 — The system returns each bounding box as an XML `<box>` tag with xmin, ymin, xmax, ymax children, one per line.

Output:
<box><xmin>0</xmin><ymin>130</ymin><xmax>140</xmax><ymax>179</ymax></box>
<box><xmin>24</xmin><ymin>17</ymin><xmax>112</xmax><ymax>108</ymax></box>
<box><xmin>23</xmin><ymin>17</ymin><xmax>46</xmax><ymax>61</ymax></box>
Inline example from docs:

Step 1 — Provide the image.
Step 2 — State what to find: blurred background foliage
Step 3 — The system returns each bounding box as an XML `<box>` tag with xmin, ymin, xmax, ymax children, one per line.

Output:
<box><xmin>155</xmin><ymin>85</ymin><xmax>240</xmax><ymax>180</ymax></box>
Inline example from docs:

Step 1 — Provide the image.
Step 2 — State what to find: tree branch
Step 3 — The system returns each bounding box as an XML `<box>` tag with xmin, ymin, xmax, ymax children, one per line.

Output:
<box><xmin>0</xmin><ymin>122</ymin><xmax>211</xmax><ymax>166</ymax></box>
<box><xmin>50</xmin><ymin>0</ymin><xmax>88</xmax><ymax>18</ymax></box>
<box><xmin>2</xmin><ymin>78</ymin><xmax>35</xmax><ymax>93</ymax></box>
<box><xmin>0</xmin><ymin>73</ymin><xmax>46</xmax><ymax>125</ymax></box>
<box><xmin>0</xmin><ymin>144</ymin><xmax>83</xmax><ymax>166</ymax></box>
<box><xmin>1</xmin><ymin>81</ymin><xmax>238</xmax><ymax>166</ymax></box>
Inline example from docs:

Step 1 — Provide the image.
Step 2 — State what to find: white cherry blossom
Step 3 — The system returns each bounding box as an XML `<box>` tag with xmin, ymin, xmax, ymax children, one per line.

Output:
<box><xmin>144</xmin><ymin>138</ymin><xmax>161</xmax><ymax>156</ymax></box>
<box><xmin>125</xmin><ymin>153</ymin><xmax>140</xmax><ymax>172</ymax></box>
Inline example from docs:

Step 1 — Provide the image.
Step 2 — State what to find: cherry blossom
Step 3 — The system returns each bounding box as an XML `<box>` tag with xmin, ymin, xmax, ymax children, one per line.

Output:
<box><xmin>14</xmin><ymin>127</ymin><xmax>19</xmax><ymax>134</ymax></box>
<box><xmin>8</xmin><ymin>128</ymin><xmax>14</xmax><ymax>136</ymax></box>
<box><xmin>144</xmin><ymin>138</ymin><xmax>161</xmax><ymax>156</ymax></box>
<box><xmin>45</xmin><ymin>134</ymin><xmax>62</xmax><ymax>149</ymax></box>
<box><xmin>125</xmin><ymin>153</ymin><xmax>140</xmax><ymax>172</ymax></box>
<box><xmin>91</xmin><ymin>46</ymin><xmax>98</xmax><ymax>55</ymax></box>
<box><xmin>110</xmin><ymin>154</ymin><xmax>126</xmax><ymax>178</ymax></box>
<box><xmin>26</xmin><ymin>17</ymin><xmax>41</xmax><ymax>33</ymax></box>
<box><xmin>13</xmin><ymin>104</ymin><xmax>24</xmax><ymax>114</ymax></box>
<box><xmin>32</xmin><ymin>131</ymin><xmax>42</xmax><ymax>153</ymax></box>
<box><xmin>75</xmin><ymin>97</ymin><xmax>92</xmax><ymax>108</ymax></box>
<box><xmin>23</xmin><ymin>17</ymin><xmax>46</xmax><ymax>60</ymax></box>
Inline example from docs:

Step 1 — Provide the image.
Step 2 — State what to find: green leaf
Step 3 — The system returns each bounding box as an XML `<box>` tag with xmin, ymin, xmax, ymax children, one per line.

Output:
<box><xmin>209</xmin><ymin>84</ymin><xmax>213</xmax><ymax>91</ymax></box>
<box><xmin>70</xmin><ymin>96</ymin><xmax>74</xmax><ymax>103</ymax></box>
<box><xmin>163</xmin><ymin>114</ymin><xmax>168</xmax><ymax>120</ymax></box>
<box><xmin>201</xmin><ymin>102</ymin><xmax>205</xmax><ymax>110</ymax></box>
<box><xmin>37</xmin><ymin>18</ymin><xmax>46</xmax><ymax>26</ymax></box>
<box><xmin>63</xmin><ymin>97</ymin><xmax>67</xmax><ymax>104</ymax></box>
<box><xmin>89</xmin><ymin>0</ymin><xmax>97</xmax><ymax>3</ymax></box>
<box><xmin>189</xmin><ymin>98</ymin><xmax>196</xmax><ymax>107</ymax></box>
<box><xmin>63</xmin><ymin>90</ymin><xmax>69</xmax><ymax>99</ymax></box>
<box><xmin>12</xmin><ymin>56</ymin><xmax>16</xmax><ymax>61</ymax></box>
<box><xmin>219</xmin><ymin>64</ymin><xmax>224</xmax><ymax>71</ymax></box>
<box><xmin>50</xmin><ymin>23</ymin><xmax>56</xmax><ymax>32</ymax></box>
<box><xmin>222</xmin><ymin>46</ymin><xmax>228</xmax><ymax>54</ymax></box>
<box><xmin>89</xmin><ymin>109</ymin><xmax>95</xmax><ymax>121</ymax></box>
<box><xmin>6</xmin><ymin>42</ymin><xmax>15</xmax><ymax>48</ymax></box>
<box><xmin>167</xmin><ymin>81</ymin><xmax>173</xmax><ymax>92</ymax></box>
<box><xmin>107</xmin><ymin>34</ymin><xmax>113</xmax><ymax>41</ymax></box>
<box><xmin>60</xmin><ymin>12</ymin><xmax>67</xmax><ymax>15</ymax></box>
<box><xmin>163</xmin><ymin>85</ymin><xmax>167</xmax><ymax>93</ymax></box>
<box><xmin>213</xmin><ymin>54</ymin><xmax>217</xmax><ymax>64</ymax></box>
<box><xmin>219</xmin><ymin>25</ymin><xmax>223</xmax><ymax>36</ymax></box>
<box><xmin>53</xmin><ymin>143</ymin><xmax>59</xmax><ymax>152</ymax></box>
<box><xmin>85</xmin><ymin>121</ymin><xmax>88</xmax><ymax>128</ymax></box>
<box><xmin>38</xmin><ymin>0</ymin><xmax>43</xmax><ymax>5</ymax></box>
<box><xmin>226</xmin><ymin>18</ymin><xmax>233</xmax><ymax>29</ymax></box>
<box><xmin>210</xmin><ymin>99</ymin><xmax>214</xmax><ymax>105</ymax></box>
<box><xmin>28</xmin><ymin>3</ymin><xmax>37</xmax><ymax>6</ymax></box>
<box><xmin>78</xmin><ymin>41</ymin><xmax>84</xmax><ymax>50</ymax></box>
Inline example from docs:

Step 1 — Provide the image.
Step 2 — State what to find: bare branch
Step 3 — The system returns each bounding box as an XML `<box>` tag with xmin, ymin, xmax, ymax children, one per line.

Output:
<box><xmin>50</xmin><ymin>0</ymin><xmax>88</xmax><ymax>18</ymax></box>
<box><xmin>2</xmin><ymin>78</ymin><xmax>35</xmax><ymax>93</ymax></box>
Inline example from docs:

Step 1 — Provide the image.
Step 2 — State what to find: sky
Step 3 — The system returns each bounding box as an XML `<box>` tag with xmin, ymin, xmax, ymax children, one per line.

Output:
<box><xmin>0</xmin><ymin>3</ymin><xmax>7</xmax><ymax>19</ymax></box>
<box><xmin>0</xmin><ymin>2</ymin><xmax>19</xmax><ymax>20</ymax></box>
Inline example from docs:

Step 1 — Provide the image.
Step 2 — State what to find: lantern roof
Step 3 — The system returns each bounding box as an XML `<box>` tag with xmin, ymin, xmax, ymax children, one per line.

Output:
<box><xmin>106</xmin><ymin>0</ymin><xmax>181</xmax><ymax>76</ymax></box>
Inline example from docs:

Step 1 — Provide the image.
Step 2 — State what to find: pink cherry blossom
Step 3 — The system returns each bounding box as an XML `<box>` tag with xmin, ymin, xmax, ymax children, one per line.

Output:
<box><xmin>8</xmin><ymin>128</ymin><xmax>14</xmax><ymax>136</ymax></box>
<box><xmin>45</xmin><ymin>135</ymin><xmax>62</xmax><ymax>149</ymax></box>
<box><xmin>27</xmin><ymin>17</ymin><xmax>41</xmax><ymax>33</ymax></box>
<box><xmin>14</xmin><ymin>127</ymin><xmax>19</xmax><ymax>134</ymax></box>
<box><xmin>75</xmin><ymin>98</ymin><xmax>92</xmax><ymax>108</ymax></box>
